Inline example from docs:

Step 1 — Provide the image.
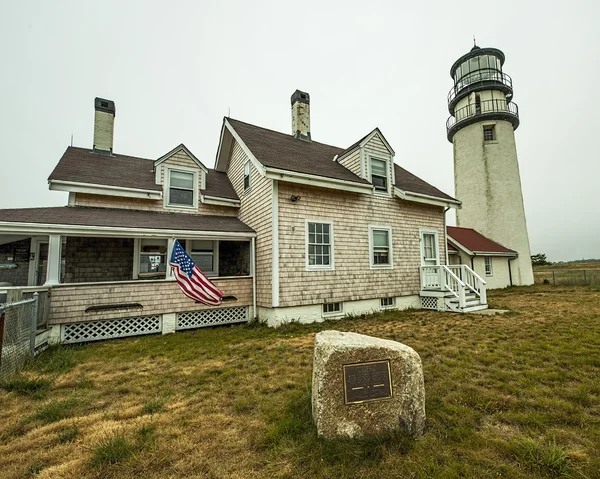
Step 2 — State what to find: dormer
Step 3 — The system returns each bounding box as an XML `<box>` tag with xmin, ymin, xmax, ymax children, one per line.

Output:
<box><xmin>336</xmin><ymin>128</ymin><xmax>396</xmax><ymax>195</ymax></box>
<box><xmin>154</xmin><ymin>144</ymin><xmax>209</xmax><ymax>211</ymax></box>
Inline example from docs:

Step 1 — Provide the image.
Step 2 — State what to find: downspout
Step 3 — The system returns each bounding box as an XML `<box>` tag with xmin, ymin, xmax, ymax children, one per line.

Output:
<box><xmin>508</xmin><ymin>257</ymin><xmax>514</xmax><ymax>287</ymax></box>
<box><xmin>443</xmin><ymin>207</ymin><xmax>450</xmax><ymax>265</ymax></box>
<box><xmin>251</xmin><ymin>237</ymin><xmax>257</xmax><ymax>320</ymax></box>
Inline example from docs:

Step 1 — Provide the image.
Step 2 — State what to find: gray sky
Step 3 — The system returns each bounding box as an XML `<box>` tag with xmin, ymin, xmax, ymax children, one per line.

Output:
<box><xmin>1</xmin><ymin>0</ymin><xmax>598</xmax><ymax>262</ymax></box>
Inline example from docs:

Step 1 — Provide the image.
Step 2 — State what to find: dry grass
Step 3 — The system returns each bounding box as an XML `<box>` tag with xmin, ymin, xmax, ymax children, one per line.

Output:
<box><xmin>1</xmin><ymin>284</ymin><xmax>600</xmax><ymax>478</ymax></box>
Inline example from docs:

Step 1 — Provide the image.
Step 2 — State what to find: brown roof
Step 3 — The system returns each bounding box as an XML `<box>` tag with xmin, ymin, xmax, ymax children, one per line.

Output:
<box><xmin>227</xmin><ymin>118</ymin><xmax>371</xmax><ymax>185</ymax></box>
<box><xmin>394</xmin><ymin>165</ymin><xmax>457</xmax><ymax>202</ymax></box>
<box><xmin>228</xmin><ymin>118</ymin><xmax>456</xmax><ymax>201</ymax></box>
<box><xmin>0</xmin><ymin>207</ymin><xmax>254</xmax><ymax>233</ymax></box>
<box><xmin>49</xmin><ymin>147</ymin><xmax>161</xmax><ymax>191</ymax></box>
<box><xmin>203</xmin><ymin>170</ymin><xmax>238</xmax><ymax>200</ymax></box>
<box><xmin>447</xmin><ymin>226</ymin><xmax>517</xmax><ymax>255</ymax></box>
<box><xmin>49</xmin><ymin>147</ymin><xmax>239</xmax><ymax>201</ymax></box>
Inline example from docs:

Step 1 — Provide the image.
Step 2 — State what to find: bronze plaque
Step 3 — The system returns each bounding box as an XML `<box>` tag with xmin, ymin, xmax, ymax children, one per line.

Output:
<box><xmin>343</xmin><ymin>360</ymin><xmax>393</xmax><ymax>404</ymax></box>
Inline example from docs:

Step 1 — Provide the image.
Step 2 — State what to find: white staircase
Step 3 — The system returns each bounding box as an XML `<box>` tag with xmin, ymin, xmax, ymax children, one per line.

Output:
<box><xmin>419</xmin><ymin>265</ymin><xmax>488</xmax><ymax>313</ymax></box>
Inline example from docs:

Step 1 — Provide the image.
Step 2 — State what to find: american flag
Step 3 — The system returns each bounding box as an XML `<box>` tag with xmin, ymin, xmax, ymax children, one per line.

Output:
<box><xmin>170</xmin><ymin>240</ymin><xmax>223</xmax><ymax>306</ymax></box>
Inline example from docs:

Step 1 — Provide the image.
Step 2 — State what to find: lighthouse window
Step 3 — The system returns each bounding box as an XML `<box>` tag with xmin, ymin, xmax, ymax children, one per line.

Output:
<box><xmin>483</xmin><ymin>126</ymin><xmax>496</xmax><ymax>141</ymax></box>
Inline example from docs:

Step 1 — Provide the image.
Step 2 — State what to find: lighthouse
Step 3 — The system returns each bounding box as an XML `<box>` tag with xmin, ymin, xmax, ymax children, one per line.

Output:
<box><xmin>447</xmin><ymin>45</ymin><xmax>534</xmax><ymax>286</ymax></box>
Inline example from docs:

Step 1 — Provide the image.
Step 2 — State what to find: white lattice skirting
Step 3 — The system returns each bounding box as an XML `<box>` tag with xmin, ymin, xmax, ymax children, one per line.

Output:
<box><xmin>176</xmin><ymin>306</ymin><xmax>248</xmax><ymax>330</ymax></box>
<box><xmin>61</xmin><ymin>315</ymin><xmax>162</xmax><ymax>344</ymax></box>
<box><xmin>420</xmin><ymin>296</ymin><xmax>438</xmax><ymax>310</ymax></box>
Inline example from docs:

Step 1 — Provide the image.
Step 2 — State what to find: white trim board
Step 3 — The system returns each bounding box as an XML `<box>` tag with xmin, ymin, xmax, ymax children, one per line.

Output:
<box><xmin>154</xmin><ymin>143</ymin><xmax>208</xmax><ymax>173</ymax></box>
<box><xmin>0</xmin><ymin>221</ymin><xmax>256</xmax><ymax>239</ymax></box>
<box><xmin>271</xmin><ymin>180</ymin><xmax>279</xmax><ymax>307</ymax></box>
<box><xmin>264</xmin><ymin>167</ymin><xmax>372</xmax><ymax>194</ymax></box>
<box><xmin>49</xmin><ymin>180</ymin><xmax>162</xmax><ymax>200</ymax></box>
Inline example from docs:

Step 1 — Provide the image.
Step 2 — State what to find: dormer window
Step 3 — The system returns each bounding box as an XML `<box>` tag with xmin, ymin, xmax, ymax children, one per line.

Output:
<box><xmin>370</xmin><ymin>157</ymin><xmax>388</xmax><ymax>192</ymax></box>
<box><xmin>167</xmin><ymin>168</ymin><xmax>196</xmax><ymax>208</ymax></box>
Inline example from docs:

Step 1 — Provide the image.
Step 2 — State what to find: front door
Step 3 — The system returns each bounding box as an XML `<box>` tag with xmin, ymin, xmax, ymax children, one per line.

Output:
<box><xmin>35</xmin><ymin>242</ymin><xmax>49</xmax><ymax>286</ymax></box>
<box><xmin>420</xmin><ymin>231</ymin><xmax>439</xmax><ymax>266</ymax></box>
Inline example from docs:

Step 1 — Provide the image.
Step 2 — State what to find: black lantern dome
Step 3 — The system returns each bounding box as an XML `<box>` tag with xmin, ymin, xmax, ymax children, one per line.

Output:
<box><xmin>446</xmin><ymin>45</ymin><xmax>519</xmax><ymax>142</ymax></box>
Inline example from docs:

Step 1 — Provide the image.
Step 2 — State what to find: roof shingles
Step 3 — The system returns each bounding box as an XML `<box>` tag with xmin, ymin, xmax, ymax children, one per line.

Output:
<box><xmin>447</xmin><ymin>226</ymin><xmax>516</xmax><ymax>254</ymax></box>
<box><xmin>0</xmin><ymin>207</ymin><xmax>253</xmax><ymax>233</ymax></box>
<box><xmin>48</xmin><ymin>147</ymin><xmax>239</xmax><ymax>201</ymax></box>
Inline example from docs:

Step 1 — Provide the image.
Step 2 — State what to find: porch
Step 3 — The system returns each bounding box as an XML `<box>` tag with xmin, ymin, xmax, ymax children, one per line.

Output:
<box><xmin>419</xmin><ymin>264</ymin><xmax>488</xmax><ymax>313</ymax></box>
<box><xmin>0</xmin><ymin>207</ymin><xmax>256</xmax><ymax>343</ymax></box>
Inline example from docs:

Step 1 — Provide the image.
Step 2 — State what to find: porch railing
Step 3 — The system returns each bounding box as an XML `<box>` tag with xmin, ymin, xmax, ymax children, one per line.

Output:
<box><xmin>447</xmin><ymin>265</ymin><xmax>487</xmax><ymax>305</ymax></box>
<box><xmin>420</xmin><ymin>265</ymin><xmax>487</xmax><ymax>308</ymax></box>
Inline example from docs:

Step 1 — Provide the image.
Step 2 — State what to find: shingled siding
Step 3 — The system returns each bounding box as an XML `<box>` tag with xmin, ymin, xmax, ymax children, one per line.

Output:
<box><xmin>227</xmin><ymin>141</ymin><xmax>273</xmax><ymax>307</ymax></box>
<box><xmin>363</xmin><ymin>133</ymin><xmax>393</xmax><ymax>181</ymax></box>
<box><xmin>277</xmin><ymin>182</ymin><xmax>446</xmax><ymax>308</ymax></box>
<box><xmin>74</xmin><ymin>193</ymin><xmax>238</xmax><ymax>217</ymax></box>
<box><xmin>48</xmin><ymin>277</ymin><xmax>252</xmax><ymax>324</ymax></box>
<box><xmin>63</xmin><ymin>237</ymin><xmax>134</xmax><ymax>283</ymax></box>
<box><xmin>338</xmin><ymin>148</ymin><xmax>361</xmax><ymax>178</ymax></box>
<box><xmin>0</xmin><ymin>239</ymin><xmax>30</xmax><ymax>286</ymax></box>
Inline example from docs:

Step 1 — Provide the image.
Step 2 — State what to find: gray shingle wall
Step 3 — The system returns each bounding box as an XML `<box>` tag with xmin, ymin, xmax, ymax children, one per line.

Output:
<box><xmin>63</xmin><ymin>237</ymin><xmax>134</xmax><ymax>284</ymax></box>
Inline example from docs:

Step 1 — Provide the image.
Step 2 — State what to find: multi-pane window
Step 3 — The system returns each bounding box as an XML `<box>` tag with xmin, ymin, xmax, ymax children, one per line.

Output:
<box><xmin>371</xmin><ymin>228</ymin><xmax>392</xmax><ymax>267</ymax></box>
<box><xmin>139</xmin><ymin>239</ymin><xmax>168</xmax><ymax>278</ymax></box>
<box><xmin>370</xmin><ymin>158</ymin><xmax>388</xmax><ymax>192</ymax></box>
<box><xmin>422</xmin><ymin>232</ymin><xmax>438</xmax><ymax>265</ymax></box>
<box><xmin>307</xmin><ymin>222</ymin><xmax>333</xmax><ymax>269</ymax></box>
<box><xmin>243</xmin><ymin>161</ymin><xmax>251</xmax><ymax>191</ymax></box>
<box><xmin>484</xmin><ymin>256</ymin><xmax>493</xmax><ymax>276</ymax></box>
<box><xmin>189</xmin><ymin>240</ymin><xmax>217</xmax><ymax>276</ymax></box>
<box><xmin>380</xmin><ymin>297</ymin><xmax>395</xmax><ymax>308</ymax></box>
<box><xmin>483</xmin><ymin>125</ymin><xmax>495</xmax><ymax>141</ymax></box>
<box><xmin>168</xmin><ymin>170</ymin><xmax>195</xmax><ymax>206</ymax></box>
<box><xmin>322</xmin><ymin>302</ymin><xmax>342</xmax><ymax>316</ymax></box>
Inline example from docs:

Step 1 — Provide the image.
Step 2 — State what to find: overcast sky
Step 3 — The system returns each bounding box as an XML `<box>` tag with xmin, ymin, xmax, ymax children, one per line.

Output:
<box><xmin>1</xmin><ymin>1</ymin><xmax>598</xmax><ymax>262</ymax></box>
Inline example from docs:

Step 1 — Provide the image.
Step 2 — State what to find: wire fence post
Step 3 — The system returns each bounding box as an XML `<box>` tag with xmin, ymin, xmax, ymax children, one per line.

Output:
<box><xmin>584</xmin><ymin>270</ymin><xmax>587</xmax><ymax>285</ymax></box>
<box><xmin>30</xmin><ymin>292</ymin><xmax>39</xmax><ymax>357</ymax></box>
<box><xmin>552</xmin><ymin>270</ymin><xmax>556</xmax><ymax>286</ymax></box>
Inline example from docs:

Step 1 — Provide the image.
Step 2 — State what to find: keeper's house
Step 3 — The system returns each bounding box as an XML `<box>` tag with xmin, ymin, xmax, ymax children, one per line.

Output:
<box><xmin>0</xmin><ymin>92</ymin><xmax>492</xmax><ymax>344</ymax></box>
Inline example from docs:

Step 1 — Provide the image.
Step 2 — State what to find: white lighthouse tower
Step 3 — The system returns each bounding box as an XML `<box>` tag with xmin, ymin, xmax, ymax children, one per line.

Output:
<box><xmin>447</xmin><ymin>45</ymin><xmax>534</xmax><ymax>285</ymax></box>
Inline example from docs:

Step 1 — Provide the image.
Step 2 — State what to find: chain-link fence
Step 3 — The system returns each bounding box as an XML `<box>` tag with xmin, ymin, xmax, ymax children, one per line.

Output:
<box><xmin>0</xmin><ymin>296</ymin><xmax>38</xmax><ymax>381</ymax></box>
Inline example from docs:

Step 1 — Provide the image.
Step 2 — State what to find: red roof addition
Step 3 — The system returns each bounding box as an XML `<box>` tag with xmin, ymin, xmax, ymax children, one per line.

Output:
<box><xmin>447</xmin><ymin>226</ymin><xmax>517</xmax><ymax>256</ymax></box>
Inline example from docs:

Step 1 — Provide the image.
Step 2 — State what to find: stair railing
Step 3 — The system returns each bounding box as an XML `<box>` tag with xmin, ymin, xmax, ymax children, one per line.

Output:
<box><xmin>447</xmin><ymin>265</ymin><xmax>487</xmax><ymax>304</ymax></box>
<box><xmin>441</xmin><ymin>265</ymin><xmax>466</xmax><ymax>309</ymax></box>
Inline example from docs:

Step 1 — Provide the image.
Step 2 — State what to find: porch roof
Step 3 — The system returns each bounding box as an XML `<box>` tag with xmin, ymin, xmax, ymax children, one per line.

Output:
<box><xmin>0</xmin><ymin>206</ymin><xmax>255</xmax><ymax>237</ymax></box>
<box><xmin>447</xmin><ymin>226</ymin><xmax>517</xmax><ymax>256</ymax></box>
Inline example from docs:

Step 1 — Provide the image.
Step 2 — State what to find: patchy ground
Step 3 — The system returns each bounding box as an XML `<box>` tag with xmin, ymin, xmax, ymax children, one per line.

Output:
<box><xmin>1</xmin><ymin>284</ymin><xmax>600</xmax><ymax>478</ymax></box>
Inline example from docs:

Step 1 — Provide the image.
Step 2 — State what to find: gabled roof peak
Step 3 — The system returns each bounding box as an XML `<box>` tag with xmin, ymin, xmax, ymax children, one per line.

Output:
<box><xmin>154</xmin><ymin>143</ymin><xmax>208</xmax><ymax>173</ymax></box>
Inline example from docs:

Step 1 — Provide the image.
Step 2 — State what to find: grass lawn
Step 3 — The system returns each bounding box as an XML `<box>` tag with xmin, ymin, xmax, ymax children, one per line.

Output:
<box><xmin>1</xmin><ymin>285</ymin><xmax>600</xmax><ymax>478</ymax></box>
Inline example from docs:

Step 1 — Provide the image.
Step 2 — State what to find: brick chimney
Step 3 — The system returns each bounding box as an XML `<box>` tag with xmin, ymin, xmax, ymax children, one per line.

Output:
<box><xmin>291</xmin><ymin>90</ymin><xmax>310</xmax><ymax>141</ymax></box>
<box><xmin>93</xmin><ymin>97</ymin><xmax>115</xmax><ymax>153</ymax></box>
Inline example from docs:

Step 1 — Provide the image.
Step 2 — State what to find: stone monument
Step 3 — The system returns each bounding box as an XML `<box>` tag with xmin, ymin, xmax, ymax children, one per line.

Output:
<box><xmin>312</xmin><ymin>330</ymin><xmax>425</xmax><ymax>438</ymax></box>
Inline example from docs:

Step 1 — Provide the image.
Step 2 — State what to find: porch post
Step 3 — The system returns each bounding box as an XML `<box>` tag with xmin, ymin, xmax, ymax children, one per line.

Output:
<box><xmin>44</xmin><ymin>235</ymin><xmax>62</xmax><ymax>286</ymax></box>
<box><xmin>166</xmin><ymin>238</ymin><xmax>175</xmax><ymax>279</ymax></box>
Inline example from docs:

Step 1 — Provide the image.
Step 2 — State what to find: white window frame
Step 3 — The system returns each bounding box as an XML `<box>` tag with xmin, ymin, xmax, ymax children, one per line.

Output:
<box><xmin>419</xmin><ymin>228</ymin><xmax>440</xmax><ymax>266</ymax></box>
<box><xmin>134</xmin><ymin>238</ymin><xmax>169</xmax><ymax>279</ymax></box>
<box><xmin>163</xmin><ymin>165</ymin><xmax>199</xmax><ymax>210</ymax></box>
<box><xmin>305</xmin><ymin>219</ymin><xmax>335</xmax><ymax>271</ymax></box>
<box><xmin>322</xmin><ymin>302</ymin><xmax>343</xmax><ymax>318</ymax></box>
<box><xmin>368</xmin><ymin>225</ymin><xmax>393</xmax><ymax>269</ymax></box>
<box><xmin>368</xmin><ymin>155</ymin><xmax>391</xmax><ymax>195</ymax></box>
<box><xmin>380</xmin><ymin>297</ymin><xmax>396</xmax><ymax>309</ymax></box>
<box><xmin>185</xmin><ymin>239</ymin><xmax>219</xmax><ymax>278</ymax></box>
<box><xmin>484</xmin><ymin>256</ymin><xmax>493</xmax><ymax>276</ymax></box>
<box><xmin>243</xmin><ymin>160</ymin><xmax>251</xmax><ymax>192</ymax></box>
